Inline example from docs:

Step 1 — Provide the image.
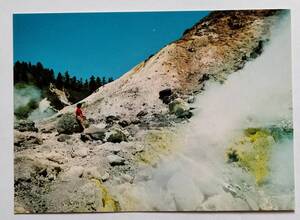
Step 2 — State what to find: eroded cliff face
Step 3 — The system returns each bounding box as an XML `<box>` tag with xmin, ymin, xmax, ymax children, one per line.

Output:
<box><xmin>14</xmin><ymin>10</ymin><xmax>293</xmax><ymax>213</ymax></box>
<box><xmin>170</xmin><ymin>10</ymin><xmax>278</xmax><ymax>90</ymax></box>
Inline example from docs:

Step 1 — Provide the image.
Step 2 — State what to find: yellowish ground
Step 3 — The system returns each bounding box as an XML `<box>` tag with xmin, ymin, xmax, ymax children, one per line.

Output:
<box><xmin>136</xmin><ymin>129</ymin><xmax>178</xmax><ymax>166</ymax></box>
<box><xmin>226</xmin><ymin>128</ymin><xmax>275</xmax><ymax>185</ymax></box>
<box><xmin>91</xmin><ymin>179</ymin><xmax>120</xmax><ymax>212</ymax></box>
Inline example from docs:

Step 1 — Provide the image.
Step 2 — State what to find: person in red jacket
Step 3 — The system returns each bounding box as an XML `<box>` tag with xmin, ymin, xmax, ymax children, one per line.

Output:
<box><xmin>75</xmin><ymin>103</ymin><xmax>86</xmax><ymax>130</ymax></box>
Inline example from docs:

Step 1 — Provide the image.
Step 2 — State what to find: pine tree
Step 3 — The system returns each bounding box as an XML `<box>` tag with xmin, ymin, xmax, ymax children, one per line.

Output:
<box><xmin>96</xmin><ymin>76</ymin><xmax>102</xmax><ymax>87</ymax></box>
<box><xmin>84</xmin><ymin>79</ymin><xmax>89</xmax><ymax>90</ymax></box>
<box><xmin>108</xmin><ymin>77</ymin><xmax>114</xmax><ymax>83</ymax></box>
<box><xmin>64</xmin><ymin>71</ymin><xmax>70</xmax><ymax>88</ymax></box>
<box><xmin>49</xmin><ymin>69</ymin><xmax>55</xmax><ymax>82</ymax></box>
<box><xmin>56</xmin><ymin>72</ymin><xmax>64</xmax><ymax>89</ymax></box>
<box><xmin>70</xmin><ymin>76</ymin><xmax>77</xmax><ymax>89</ymax></box>
<box><xmin>36</xmin><ymin>62</ymin><xmax>43</xmax><ymax>70</ymax></box>
<box><xmin>102</xmin><ymin>76</ymin><xmax>107</xmax><ymax>85</ymax></box>
<box><xmin>89</xmin><ymin>75</ymin><xmax>97</xmax><ymax>93</ymax></box>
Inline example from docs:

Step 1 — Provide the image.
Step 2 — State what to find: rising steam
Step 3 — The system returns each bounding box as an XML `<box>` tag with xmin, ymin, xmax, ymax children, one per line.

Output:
<box><xmin>111</xmin><ymin>12</ymin><xmax>293</xmax><ymax>211</ymax></box>
<box><xmin>14</xmin><ymin>85</ymin><xmax>56</xmax><ymax>121</ymax></box>
<box><xmin>14</xmin><ymin>84</ymin><xmax>41</xmax><ymax>111</ymax></box>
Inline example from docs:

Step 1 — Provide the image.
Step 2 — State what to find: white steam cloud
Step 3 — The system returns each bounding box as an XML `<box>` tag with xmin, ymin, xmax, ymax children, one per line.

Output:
<box><xmin>14</xmin><ymin>85</ymin><xmax>41</xmax><ymax>111</ymax></box>
<box><xmin>28</xmin><ymin>98</ymin><xmax>56</xmax><ymax>121</ymax></box>
<box><xmin>112</xmin><ymin>12</ymin><xmax>293</xmax><ymax>211</ymax></box>
<box><xmin>14</xmin><ymin>85</ymin><xmax>56</xmax><ymax>121</ymax></box>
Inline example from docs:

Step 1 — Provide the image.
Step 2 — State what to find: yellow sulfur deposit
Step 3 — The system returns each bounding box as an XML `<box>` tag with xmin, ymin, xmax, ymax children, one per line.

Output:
<box><xmin>136</xmin><ymin>129</ymin><xmax>177</xmax><ymax>165</ymax></box>
<box><xmin>91</xmin><ymin>179</ymin><xmax>120</xmax><ymax>212</ymax></box>
<box><xmin>226</xmin><ymin>128</ymin><xmax>275</xmax><ymax>185</ymax></box>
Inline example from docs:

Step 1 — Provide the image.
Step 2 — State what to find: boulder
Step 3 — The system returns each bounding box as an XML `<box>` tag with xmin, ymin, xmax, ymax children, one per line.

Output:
<box><xmin>131</xmin><ymin>119</ymin><xmax>141</xmax><ymax>124</ymax></box>
<box><xmin>169</xmin><ymin>98</ymin><xmax>193</xmax><ymax>119</ymax></box>
<box><xmin>159</xmin><ymin>88</ymin><xmax>173</xmax><ymax>104</ymax></box>
<box><xmin>101</xmin><ymin>172</ymin><xmax>110</xmax><ymax>182</ymax></box>
<box><xmin>187</xmin><ymin>96</ymin><xmax>196</xmax><ymax>103</ymax></box>
<box><xmin>121</xmin><ymin>174</ymin><xmax>134</xmax><ymax>183</ymax></box>
<box><xmin>118</xmin><ymin>120</ymin><xmax>130</xmax><ymax>127</ymax></box>
<box><xmin>80</xmin><ymin>133</ymin><xmax>92</xmax><ymax>142</ymax></box>
<box><xmin>56</xmin><ymin>113</ymin><xmax>83</xmax><ymax>134</ymax></box>
<box><xmin>107</xmin><ymin>129</ymin><xmax>127</xmax><ymax>143</ymax></box>
<box><xmin>178</xmin><ymin>110</ymin><xmax>193</xmax><ymax>119</ymax></box>
<box><xmin>105</xmin><ymin>115</ymin><xmax>120</xmax><ymax>124</ymax></box>
<box><xmin>84</xmin><ymin>126</ymin><xmax>106</xmax><ymax>141</ymax></box>
<box><xmin>136</xmin><ymin>110</ymin><xmax>148</xmax><ymax>118</ymax></box>
<box><xmin>107</xmin><ymin>155</ymin><xmax>125</xmax><ymax>166</ymax></box>
<box><xmin>14</xmin><ymin>120</ymin><xmax>38</xmax><ymax>132</ymax></box>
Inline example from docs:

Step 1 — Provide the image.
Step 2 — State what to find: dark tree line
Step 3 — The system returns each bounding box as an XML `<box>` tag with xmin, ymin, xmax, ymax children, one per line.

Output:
<box><xmin>14</xmin><ymin>61</ymin><xmax>114</xmax><ymax>103</ymax></box>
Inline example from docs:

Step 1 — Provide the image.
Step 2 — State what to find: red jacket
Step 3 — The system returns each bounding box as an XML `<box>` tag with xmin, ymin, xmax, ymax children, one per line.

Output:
<box><xmin>75</xmin><ymin>107</ymin><xmax>84</xmax><ymax>118</ymax></box>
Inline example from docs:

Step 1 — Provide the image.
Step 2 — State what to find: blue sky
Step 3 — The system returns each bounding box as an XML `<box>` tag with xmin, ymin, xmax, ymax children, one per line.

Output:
<box><xmin>13</xmin><ymin>11</ymin><xmax>209</xmax><ymax>80</ymax></box>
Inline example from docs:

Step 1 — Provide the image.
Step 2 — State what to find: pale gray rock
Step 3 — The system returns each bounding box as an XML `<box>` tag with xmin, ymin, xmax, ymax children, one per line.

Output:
<box><xmin>107</xmin><ymin>155</ymin><xmax>125</xmax><ymax>166</ymax></box>
<box><xmin>85</xmin><ymin>126</ymin><xmax>106</xmax><ymax>141</ymax></box>
<box><xmin>169</xmin><ymin>98</ymin><xmax>192</xmax><ymax>118</ymax></box>
<box><xmin>46</xmin><ymin>152</ymin><xmax>67</xmax><ymax>165</ymax></box>
<box><xmin>101</xmin><ymin>172</ymin><xmax>110</xmax><ymax>182</ymax></box>
<box><xmin>121</xmin><ymin>174</ymin><xmax>134</xmax><ymax>183</ymax></box>
<box><xmin>61</xmin><ymin>166</ymin><xmax>84</xmax><ymax>181</ymax></box>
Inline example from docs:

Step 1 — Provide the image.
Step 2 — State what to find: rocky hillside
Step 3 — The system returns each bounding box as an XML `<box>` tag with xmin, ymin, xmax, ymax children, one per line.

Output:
<box><xmin>14</xmin><ymin>10</ymin><xmax>293</xmax><ymax>213</ymax></box>
<box><xmin>56</xmin><ymin>10</ymin><xmax>279</xmax><ymax>121</ymax></box>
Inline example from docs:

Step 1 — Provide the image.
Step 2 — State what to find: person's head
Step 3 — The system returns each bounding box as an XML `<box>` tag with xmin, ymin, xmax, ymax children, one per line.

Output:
<box><xmin>77</xmin><ymin>103</ymin><xmax>82</xmax><ymax>108</ymax></box>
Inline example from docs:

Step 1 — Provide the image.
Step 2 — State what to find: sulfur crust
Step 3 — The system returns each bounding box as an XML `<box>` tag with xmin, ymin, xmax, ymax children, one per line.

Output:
<box><xmin>91</xmin><ymin>179</ymin><xmax>121</xmax><ymax>212</ymax></box>
<box><xmin>136</xmin><ymin>129</ymin><xmax>177</xmax><ymax>166</ymax></box>
<box><xmin>226</xmin><ymin>129</ymin><xmax>275</xmax><ymax>185</ymax></box>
